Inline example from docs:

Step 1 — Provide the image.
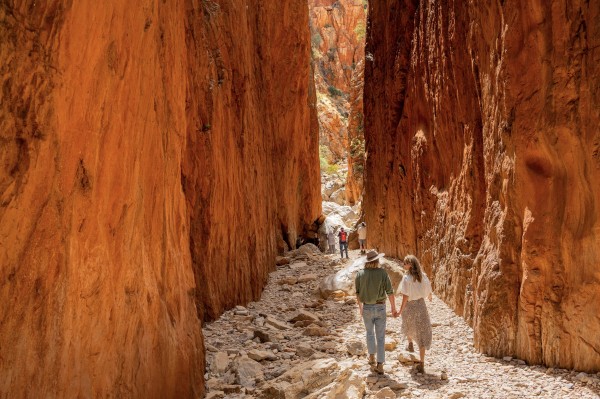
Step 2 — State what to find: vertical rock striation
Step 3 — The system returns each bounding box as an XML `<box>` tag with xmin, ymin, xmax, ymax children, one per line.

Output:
<box><xmin>310</xmin><ymin>0</ymin><xmax>367</xmax><ymax>162</ymax></box>
<box><xmin>364</xmin><ymin>0</ymin><xmax>600</xmax><ymax>371</ymax></box>
<box><xmin>345</xmin><ymin>59</ymin><xmax>365</xmax><ymax>205</ymax></box>
<box><xmin>183</xmin><ymin>0</ymin><xmax>321</xmax><ymax>321</ymax></box>
<box><xmin>0</xmin><ymin>0</ymin><xmax>319</xmax><ymax>397</ymax></box>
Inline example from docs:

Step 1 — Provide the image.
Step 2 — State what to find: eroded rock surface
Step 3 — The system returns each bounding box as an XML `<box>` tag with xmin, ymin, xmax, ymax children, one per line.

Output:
<box><xmin>363</xmin><ymin>0</ymin><xmax>600</xmax><ymax>371</ymax></box>
<box><xmin>310</xmin><ymin>0</ymin><xmax>367</xmax><ymax>163</ymax></box>
<box><xmin>0</xmin><ymin>1</ymin><xmax>319</xmax><ymax>397</ymax></box>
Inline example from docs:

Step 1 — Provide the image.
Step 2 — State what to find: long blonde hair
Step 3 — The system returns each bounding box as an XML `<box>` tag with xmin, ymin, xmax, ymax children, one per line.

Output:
<box><xmin>403</xmin><ymin>254</ymin><xmax>423</xmax><ymax>282</ymax></box>
<box><xmin>365</xmin><ymin>260</ymin><xmax>379</xmax><ymax>269</ymax></box>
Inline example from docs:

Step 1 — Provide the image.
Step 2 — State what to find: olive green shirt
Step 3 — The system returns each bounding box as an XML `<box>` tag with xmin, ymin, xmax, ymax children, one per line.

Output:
<box><xmin>355</xmin><ymin>268</ymin><xmax>393</xmax><ymax>304</ymax></box>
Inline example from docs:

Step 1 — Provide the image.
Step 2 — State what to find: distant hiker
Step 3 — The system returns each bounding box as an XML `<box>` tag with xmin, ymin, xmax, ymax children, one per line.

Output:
<box><xmin>355</xmin><ymin>250</ymin><xmax>397</xmax><ymax>374</ymax></box>
<box><xmin>327</xmin><ymin>229</ymin><xmax>336</xmax><ymax>254</ymax></box>
<box><xmin>357</xmin><ymin>222</ymin><xmax>367</xmax><ymax>254</ymax></box>
<box><xmin>395</xmin><ymin>254</ymin><xmax>433</xmax><ymax>374</ymax></box>
<box><xmin>338</xmin><ymin>227</ymin><xmax>349</xmax><ymax>259</ymax></box>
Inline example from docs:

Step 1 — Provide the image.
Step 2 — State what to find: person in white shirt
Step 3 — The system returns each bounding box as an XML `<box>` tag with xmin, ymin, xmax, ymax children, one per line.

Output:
<box><xmin>357</xmin><ymin>222</ymin><xmax>367</xmax><ymax>254</ymax></box>
<box><xmin>394</xmin><ymin>254</ymin><xmax>432</xmax><ymax>373</ymax></box>
<box><xmin>326</xmin><ymin>229</ymin><xmax>336</xmax><ymax>254</ymax></box>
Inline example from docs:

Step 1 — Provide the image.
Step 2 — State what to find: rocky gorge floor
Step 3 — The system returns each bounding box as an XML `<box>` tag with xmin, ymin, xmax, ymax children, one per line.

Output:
<box><xmin>202</xmin><ymin>247</ymin><xmax>600</xmax><ymax>399</ymax></box>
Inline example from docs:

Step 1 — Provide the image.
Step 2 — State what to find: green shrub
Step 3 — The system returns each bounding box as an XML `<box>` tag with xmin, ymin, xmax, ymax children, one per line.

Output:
<box><xmin>327</xmin><ymin>86</ymin><xmax>344</xmax><ymax>97</ymax></box>
<box><xmin>311</xmin><ymin>32</ymin><xmax>322</xmax><ymax>47</ymax></box>
<box><xmin>350</xmin><ymin>137</ymin><xmax>365</xmax><ymax>159</ymax></box>
<box><xmin>326</xmin><ymin>163</ymin><xmax>339</xmax><ymax>174</ymax></box>
<box><xmin>355</xmin><ymin>21</ymin><xmax>366</xmax><ymax>40</ymax></box>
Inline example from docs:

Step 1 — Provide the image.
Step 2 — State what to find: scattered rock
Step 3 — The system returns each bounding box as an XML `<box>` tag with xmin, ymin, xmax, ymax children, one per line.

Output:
<box><xmin>290</xmin><ymin>262</ymin><xmax>308</xmax><ymax>270</ymax></box>
<box><xmin>298</xmin><ymin>273</ymin><xmax>318</xmax><ymax>283</ymax></box>
<box><xmin>296</xmin><ymin>343</ymin><xmax>316</xmax><ymax>358</ymax></box>
<box><xmin>203</xmin><ymin>249</ymin><xmax>597</xmax><ymax>399</ymax></box>
<box><xmin>276</xmin><ymin>256</ymin><xmax>290</xmax><ymax>266</ymax></box>
<box><xmin>371</xmin><ymin>387</ymin><xmax>396</xmax><ymax>398</ymax></box>
<box><xmin>253</xmin><ymin>330</ymin><xmax>272</xmax><ymax>343</ymax></box>
<box><xmin>265</xmin><ymin>316</ymin><xmax>290</xmax><ymax>330</ymax></box>
<box><xmin>304</xmin><ymin>326</ymin><xmax>329</xmax><ymax>337</ymax></box>
<box><xmin>210</xmin><ymin>352</ymin><xmax>230</xmax><ymax>375</ymax></box>
<box><xmin>247</xmin><ymin>349</ymin><xmax>277</xmax><ymax>362</ymax></box>
<box><xmin>233</xmin><ymin>356</ymin><xmax>264</xmax><ymax>387</ymax></box>
<box><xmin>280</xmin><ymin>277</ymin><xmax>298</xmax><ymax>285</ymax></box>
<box><xmin>346</xmin><ymin>340</ymin><xmax>366</xmax><ymax>356</ymax></box>
<box><xmin>397</xmin><ymin>351</ymin><xmax>418</xmax><ymax>364</ymax></box>
<box><xmin>204</xmin><ymin>391</ymin><xmax>225</xmax><ymax>399</ymax></box>
<box><xmin>384</xmin><ymin>337</ymin><xmax>397</xmax><ymax>351</ymax></box>
<box><xmin>289</xmin><ymin>309</ymin><xmax>320</xmax><ymax>323</ymax></box>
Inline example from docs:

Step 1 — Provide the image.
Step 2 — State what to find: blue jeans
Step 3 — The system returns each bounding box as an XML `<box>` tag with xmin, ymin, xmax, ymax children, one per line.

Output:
<box><xmin>362</xmin><ymin>304</ymin><xmax>386</xmax><ymax>363</ymax></box>
<box><xmin>340</xmin><ymin>242</ymin><xmax>348</xmax><ymax>258</ymax></box>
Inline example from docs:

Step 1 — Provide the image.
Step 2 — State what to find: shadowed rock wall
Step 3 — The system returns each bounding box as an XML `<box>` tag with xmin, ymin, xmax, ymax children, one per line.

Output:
<box><xmin>364</xmin><ymin>0</ymin><xmax>600</xmax><ymax>371</ymax></box>
<box><xmin>0</xmin><ymin>0</ymin><xmax>319</xmax><ymax>397</ymax></box>
<box><xmin>183</xmin><ymin>0</ymin><xmax>321</xmax><ymax>321</ymax></box>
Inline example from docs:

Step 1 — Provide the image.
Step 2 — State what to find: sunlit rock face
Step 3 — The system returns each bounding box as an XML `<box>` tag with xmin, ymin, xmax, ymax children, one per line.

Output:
<box><xmin>364</xmin><ymin>0</ymin><xmax>600</xmax><ymax>372</ymax></box>
<box><xmin>0</xmin><ymin>0</ymin><xmax>319</xmax><ymax>397</ymax></box>
<box><xmin>345</xmin><ymin>59</ymin><xmax>365</xmax><ymax>205</ymax></box>
<box><xmin>309</xmin><ymin>0</ymin><xmax>367</xmax><ymax>162</ymax></box>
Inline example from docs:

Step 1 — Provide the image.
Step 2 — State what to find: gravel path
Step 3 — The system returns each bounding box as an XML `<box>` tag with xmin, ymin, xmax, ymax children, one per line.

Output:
<box><xmin>203</xmin><ymin>248</ymin><xmax>600</xmax><ymax>398</ymax></box>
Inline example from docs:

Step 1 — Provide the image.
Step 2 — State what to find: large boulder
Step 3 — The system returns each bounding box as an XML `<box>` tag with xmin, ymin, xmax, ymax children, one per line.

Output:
<box><xmin>260</xmin><ymin>358</ymin><xmax>340</xmax><ymax>399</ymax></box>
<box><xmin>319</xmin><ymin>258</ymin><xmax>404</xmax><ymax>299</ymax></box>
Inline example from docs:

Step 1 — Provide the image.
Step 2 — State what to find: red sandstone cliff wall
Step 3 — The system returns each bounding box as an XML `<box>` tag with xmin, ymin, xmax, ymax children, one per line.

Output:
<box><xmin>345</xmin><ymin>59</ymin><xmax>365</xmax><ymax>205</ymax></box>
<box><xmin>0</xmin><ymin>0</ymin><xmax>319</xmax><ymax>397</ymax></box>
<box><xmin>183</xmin><ymin>0</ymin><xmax>321</xmax><ymax>321</ymax></box>
<box><xmin>310</xmin><ymin>0</ymin><xmax>366</xmax><ymax>162</ymax></box>
<box><xmin>364</xmin><ymin>0</ymin><xmax>600</xmax><ymax>371</ymax></box>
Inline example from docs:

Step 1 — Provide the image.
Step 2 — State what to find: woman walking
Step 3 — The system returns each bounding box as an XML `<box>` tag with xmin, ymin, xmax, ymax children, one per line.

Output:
<box><xmin>395</xmin><ymin>254</ymin><xmax>432</xmax><ymax>373</ymax></box>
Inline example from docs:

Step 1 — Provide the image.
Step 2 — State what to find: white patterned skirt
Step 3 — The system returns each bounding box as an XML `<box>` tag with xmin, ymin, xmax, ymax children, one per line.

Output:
<box><xmin>401</xmin><ymin>298</ymin><xmax>432</xmax><ymax>350</ymax></box>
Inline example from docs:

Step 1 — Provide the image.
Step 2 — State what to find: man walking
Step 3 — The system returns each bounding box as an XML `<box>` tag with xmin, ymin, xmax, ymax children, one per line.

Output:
<box><xmin>355</xmin><ymin>250</ymin><xmax>397</xmax><ymax>374</ymax></box>
<box><xmin>338</xmin><ymin>227</ymin><xmax>349</xmax><ymax>259</ymax></box>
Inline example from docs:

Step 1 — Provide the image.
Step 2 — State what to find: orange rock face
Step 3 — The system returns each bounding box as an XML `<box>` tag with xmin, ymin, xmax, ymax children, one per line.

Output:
<box><xmin>345</xmin><ymin>59</ymin><xmax>365</xmax><ymax>205</ymax></box>
<box><xmin>0</xmin><ymin>0</ymin><xmax>319</xmax><ymax>397</ymax></box>
<box><xmin>310</xmin><ymin>0</ymin><xmax>366</xmax><ymax>162</ymax></box>
<box><xmin>364</xmin><ymin>0</ymin><xmax>600</xmax><ymax>372</ymax></box>
<box><xmin>183</xmin><ymin>0</ymin><xmax>321</xmax><ymax>321</ymax></box>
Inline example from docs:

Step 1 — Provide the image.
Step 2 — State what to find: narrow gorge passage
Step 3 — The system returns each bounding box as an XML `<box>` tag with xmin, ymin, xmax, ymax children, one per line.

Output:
<box><xmin>203</xmin><ymin>247</ymin><xmax>600</xmax><ymax>399</ymax></box>
<box><xmin>2</xmin><ymin>0</ymin><xmax>599</xmax><ymax>397</ymax></box>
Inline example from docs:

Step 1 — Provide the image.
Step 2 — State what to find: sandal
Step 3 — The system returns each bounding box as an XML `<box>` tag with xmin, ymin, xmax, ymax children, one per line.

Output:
<box><xmin>406</xmin><ymin>342</ymin><xmax>414</xmax><ymax>352</ymax></box>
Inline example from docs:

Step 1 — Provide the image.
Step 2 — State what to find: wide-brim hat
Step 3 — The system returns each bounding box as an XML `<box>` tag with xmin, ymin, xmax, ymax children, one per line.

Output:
<box><xmin>361</xmin><ymin>250</ymin><xmax>385</xmax><ymax>263</ymax></box>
